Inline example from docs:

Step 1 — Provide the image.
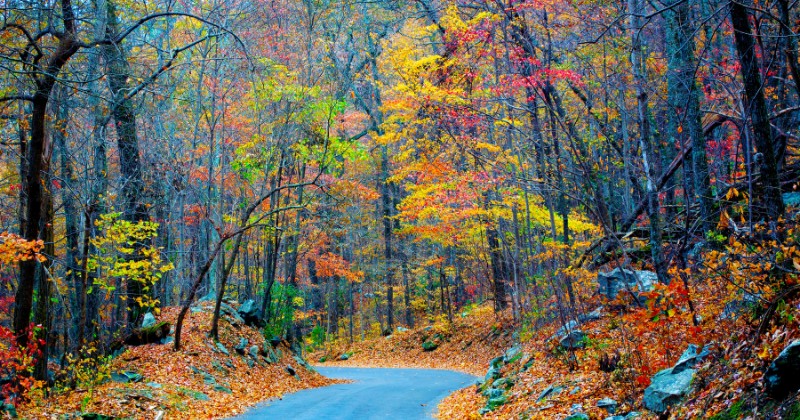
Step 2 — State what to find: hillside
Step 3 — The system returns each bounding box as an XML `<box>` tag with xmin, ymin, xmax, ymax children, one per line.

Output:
<box><xmin>18</xmin><ymin>301</ymin><xmax>337</xmax><ymax>419</ymax></box>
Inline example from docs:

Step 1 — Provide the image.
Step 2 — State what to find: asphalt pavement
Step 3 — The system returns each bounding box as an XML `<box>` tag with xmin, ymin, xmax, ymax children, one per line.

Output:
<box><xmin>231</xmin><ymin>366</ymin><xmax>477</xmax><ymax>419</ymax></box>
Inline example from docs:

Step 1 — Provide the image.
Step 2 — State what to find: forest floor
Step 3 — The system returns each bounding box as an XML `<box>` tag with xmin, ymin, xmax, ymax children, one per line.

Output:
<box><xmin>18</xmin><ymin>301</ymin><xmax>338</xmax><ymax>419</ymax></box>
<box><xmin>310</xmin><ymin>305</ymin><xmax>515</xmax><ymax>377</ymax></box>
<box><xmin>313</xmin><ymin>275</ymin><xmax>800</xmax><ymax>420</ymax></box>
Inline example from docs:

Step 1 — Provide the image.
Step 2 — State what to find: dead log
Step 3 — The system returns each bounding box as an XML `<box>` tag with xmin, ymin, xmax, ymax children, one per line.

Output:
<box><xmin>111</xmin><ymin>322</ymin><xmax>171</xmax><ymax>351</ymax></box>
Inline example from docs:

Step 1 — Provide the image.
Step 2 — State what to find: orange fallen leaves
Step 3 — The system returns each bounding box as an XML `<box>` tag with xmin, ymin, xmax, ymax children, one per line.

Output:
<box><xmin>18</xmin><ymin>302</ymin><xmax>340</xmax><ymax>419</ymax></box>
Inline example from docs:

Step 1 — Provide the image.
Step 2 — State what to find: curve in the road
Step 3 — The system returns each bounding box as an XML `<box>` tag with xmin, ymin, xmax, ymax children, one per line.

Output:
<box><xmin>232</xmin><ymin>366</ymin><xmax>477</xmax><ymax>420</ymax></box>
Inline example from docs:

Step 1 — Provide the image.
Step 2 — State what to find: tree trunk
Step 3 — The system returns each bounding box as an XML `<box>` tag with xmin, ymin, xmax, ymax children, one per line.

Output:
<box><xmin>666</xmin><ymin>0</ymin><xmax>714</xmax><ymax>231</ymax></box>
<box><xmin>629</xmin><ymin>0</ymin><xmax>668</xmax><ymax>283</ymax></box>
<box><xmin>730</xmin><ymin>0</ymin><xmax>784</xmax><ymax>221</ymax></box>
<box><xmin>102</xmin><ymin>0</ymin><xmax>150</xmax><ymax>327</ymax></box>
<box><xmin>14</xmin><ymin>0</ymin><xmax>81</xmax><ymax>344</ymax></box>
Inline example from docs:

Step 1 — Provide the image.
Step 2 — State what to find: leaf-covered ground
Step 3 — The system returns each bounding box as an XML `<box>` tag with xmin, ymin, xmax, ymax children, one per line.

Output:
<box><xmin>311</xmin><ymin>305</ymin><xmax>514</xmax><ymax>376</ymax></box>
<box><xmin>19</xmin><ymin>302</ymin><xmax>339</xmax><ymax>419</ymax></box>
<box><xmin>313</xmin><ymin>269</ymin><xmax>800</xmax><ymax>420</ymax></box>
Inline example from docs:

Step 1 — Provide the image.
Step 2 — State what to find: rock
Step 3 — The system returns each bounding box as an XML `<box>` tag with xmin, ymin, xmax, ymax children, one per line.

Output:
<box><xmin>484</xmin><ymin>366</ymin><xmax>501</xmax><ymax>382</ymax></box>
<box><xmin>294</xmin><ymin>355</ymin><xmax>314</xmax><ymax>371</ymax></box>
<box><xmin>111</xmin><ymin>371</ymin><xmax>143</xmax><ymax>383</ymax></box>
<box><xmin>142</xmin><ymin>312</ymin><xmax>156</xmax><ymax>328</ymax></box>
<box><xmin>237</xmin><ymin>299</ymin><xmax>264</xmax><ymax>327</ymax></box>
<box><xmin>339</xmin><ymin>352</ymin><xmax>351</xmax><ymax>360</ymax></box>
<box><xmin>570</xmin><ymin>386</ymin><xmax>581</xmax><ymax>395</ymax></box>
<box><xmin>286</xmin><ymin>365</ymin><xmax>297</xmax><ymax>376</ymax></box>
<box><xmin>783</xmin><ymin>192</ymin><xmax>800</xmax><ymax>207</ymax></box>
<box><xmin>556</xmin><ymin>320</ymin><xmax>580</xmax><ymax>337</ymax></box>
<box><xmin>485</xmin><ymin>394</ymin><xmax>507</xmax><ymax>410</ymax></box>
<box><xmin>224</xmin><ymin>359</ymin><xmax>235</xmax><ymax>369</ymax></box>
<box><xmin>483</xmin><ymin>388</ymin><xmax>504</xmax><ymax>399</ymax></box>
<box><xmin>422</xmin><ymin>341</ymin><xmax>438</xmax><ymax>351</ymax></box>
<box><xmin>492</xmin><ymin>377</ymin><xmax>513</xmax><ymax>389</ymax></box>
<box><xmin>503</xmin><ymin>345</ymin><xmax>521</xmax><ymax>363</ymax></box>
<box><xmin>248</xmin><ymin>345</ymin><xmax>259</xmax><ymax>359</ymax></box>
<box><xmin>765</xmin><ymin>340</ymin><xmax>800</xmax><ymax>398</ymax></box>
<box><xmin>214</xmin><ymin>384</ymin><xmax>232</xmax><ymax>393</ymax></box>
<box><xmin>423</xmin><ymin>326</ymin><xmax>433</xmax><ymax>332</ymax></box>
<box><xmin>673</xmin><ymin>344</ymin><xmax>710</xmax><ymax>374</ymax></box>
<box><xmin>215</xmin><ymin>342</ymin><xmax>230</xmax><ymax>356</ymax></box>
<box><xmin>597</xmin><ymin>268</ymin><xmax>656</xmax><ymax>301</ymax></box>
<box><xmin>559</xmin><ymin>330</ymin><xmax>587</xmax><ymax>350</ymax></box>
<box><xmin>160</xmin><ymin>336</ymin><xmax>174</xmax><ymax>345</ymax></box>
<box><xmin>263</xmin><ymin>345</ymin><xmax>279</xmax><ymax>364</ymax></box>
<box><xmin>597</xmin><ymin>398</ymin><xmax>618</xmax><ymax>414</ymax></box>
<box><xmin>178</xmin><ymin>386</ymin><xmax>210</xmax><ymax>401</ymax></box>
<box><xmin>565</xmin><ymin>414</ymin><xmax>589</xmax><ymax>420</ymax></box>
<box><xmin>537</xmin><ymin>385</ymin><xmax>563</xmax><ymax>402</ymax></box>
<box><xmin>269</xmin><ymin>336</ymin><xmax>282</xmax><ymax>347</ymax></box>
<box><xmin>643</xmin><ymin>367</ymin><xmax>695</xmax><ymax>413</ymax></box>
<box><xmin>605</xmin><ymin>417</ymin><xmax>625</xmax><ymax>420</ymax></box>
<box><xmin>625</xmin><ymin>412</ymin><xmax>641</xmax><ymax>419</ymax></box>
<box><xmin>570</xmin><ymin>403</ymin><xmax>583</xmax><ymax>413</ymax></box>
<box><xmin>720</xmin><ymin>292</ymin><xmax>760</xmax><ymax>320</ymax></box>
<box><xmin>396</xmin><ymin>326</ymin><xmax>409</xmax><ymax>332</ymax></box>
<box><xmin>234</xmin><ymin>337</ymin><xmax>248</xmax><ymax>355</ymax></box>
<box><xmin>246</xmin><ymin>358</ymin><xmax>255</xmax><ymax>368</ymax></box>
<box><xmin>489</xmin><ymin>356</ymin><xmax>504</xmax><ymax>369</ymax></box>
<box><xmin>211</xmin><ymin>360</ymin><xmax>228</xmax><ymax>373</ymax></box>
<box><xmin>581</xmin><ymin>306</ymin><xmax>604</xmax><ymax>322</ymax></box>
<box><xmin>147</xmin><ymin>381</ymin><xmax>162</xmax><ymax>389</ymax></box>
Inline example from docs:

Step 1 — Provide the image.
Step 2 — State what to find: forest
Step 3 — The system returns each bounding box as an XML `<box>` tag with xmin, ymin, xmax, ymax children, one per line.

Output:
<box><xmin>2</xmin><ymin>0</ymin><xmax>800</xmax><ymax>418</ymax></box>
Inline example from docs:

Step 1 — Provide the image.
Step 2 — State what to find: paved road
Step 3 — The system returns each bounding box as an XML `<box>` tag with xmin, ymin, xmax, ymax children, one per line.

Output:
<box><xmin>232</xmin><ymin>367</ymin><xmax>477</xmax><ymax>419</ymax></box>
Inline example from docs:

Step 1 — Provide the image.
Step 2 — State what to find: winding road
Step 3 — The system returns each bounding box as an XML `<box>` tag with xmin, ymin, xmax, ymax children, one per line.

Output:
<box><xmin>233</xmin><ymin>367</ymin><xmax>477</xmax><ymax>419</ymax></box>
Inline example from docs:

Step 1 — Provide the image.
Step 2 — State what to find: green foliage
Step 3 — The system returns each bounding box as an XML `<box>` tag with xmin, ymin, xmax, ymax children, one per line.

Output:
<box><xmin>261</xmin><ymin>283</ymin><xmax>300</xmax><ymax>340</ymax></box>
<box><xmin>709</xmin><ymin>401</ymin><xmax>744</xmax><ymax>420</ymax></box>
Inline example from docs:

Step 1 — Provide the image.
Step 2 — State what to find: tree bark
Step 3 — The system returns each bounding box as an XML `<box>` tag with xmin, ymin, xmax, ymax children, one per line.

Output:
<box><xmin>730</xmin><ymin>0</ymin><xmax>784</xmax><ymax>221</ymax></box>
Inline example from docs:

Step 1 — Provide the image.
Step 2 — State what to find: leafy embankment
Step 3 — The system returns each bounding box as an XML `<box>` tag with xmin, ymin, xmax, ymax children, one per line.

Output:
<box><xmin>311</xmin><ymin>305</ymin><xmax>514</xmax><ymax>376</ymax></box>
<box><xmin>436</xmin><ymin>267</ymin><xmax>800</xmax><ymax>419</ymax></box>
<box><xmin>19</xmin><ymin>301</ymin><xmax>338</xmax><ymax>419</ymax></box>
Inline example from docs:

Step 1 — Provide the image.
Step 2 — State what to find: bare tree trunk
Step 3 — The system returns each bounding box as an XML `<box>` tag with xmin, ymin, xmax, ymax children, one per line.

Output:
<box><xmin>730</xmin><ymin>0</ymin><xmax>784</xmax><ymax>221</ymax></box>
<box><xmin>102</xmin><ymin>0</ymin><xmax>150</xmax><ymax>327</ymax></box>
<box><xmin>629</xmin><ymin>0</ymin><xmax>668</xmax><ymax>283</ymax></box>
<box><xmin>666</xmin><ymin>0</ymin><xmax>713</xmax><ymax>231</ymax></box>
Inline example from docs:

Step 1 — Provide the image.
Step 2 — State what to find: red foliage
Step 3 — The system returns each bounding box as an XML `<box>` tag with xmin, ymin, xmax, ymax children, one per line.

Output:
<box><xmin>0</xmin><ymin>324</ymin><xmax>44</xmax><ymax>405</ymax></box>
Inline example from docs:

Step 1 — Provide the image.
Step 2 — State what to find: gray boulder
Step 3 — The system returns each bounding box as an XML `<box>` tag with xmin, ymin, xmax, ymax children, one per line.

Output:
<box><xmin>765</xmin><ymin>340</ymin><xmax>800</xmax><ymax>398</ymax></box>
<box><xmin>537</xmin><ymin>385</ymin><xmax>563</xmax><ymax>402</ymax></box>
<box><xmin>215</xmin><ymin>342</ymin><xmax>230</xmax><ymax>356</ymax></box>
<box><xmin>597</xmin><ymin>398</ymin><xmax>618</xmax><ymax>414</ymax></box>
<box><xmin>286</xmin><ymin>364</ymin><xmax>297</xmax><ymax>376</ymax></box>
<box><xmin>580</xmin><ymin>306</ymin><xmax>604</xmax><ymax>322</ymax></box>
<box><xmin>555</xmin><ymin>320</ymin><xmax>581</xmax><ymax>337</ymax></box>
<box><xmin>234</xmin><ymin>337</ymin><xmax>248</xmax><ymax>355</ymax></box>
<box><xmin>673</xmin><ymin>344</ymin><xmax>710</xmax><ymax>373</ymax></box>
<box><xmin>597</xmin><ymin>268</ymin><xmax>656</xmax><ymax>300</ymax></box>
<box><xmin>248</xmin><ymin>345</ymin><xmax>259</xmax><ymax>359</ymax></box>
<box><xmin>263</xmin><ymin>342</ymin><xmax>279</xmax><ymax>363</ymax></box>
<box><xmin>503</xmin><ymin>345</ymin><xmax>522</xmax><ymax>362</ymax></box>
<box><xmin>559</xmin><ymin>330</ymin><xmax>587</xmax><ymax>350</ymax></box>
<box><xmin>142</xmin><ymin>312</ymin><xmax>156</xmax><ymax>328</ymax></box>
<box><xmin>643</xmin><ymin>367</ymin><xmax>695</xmax><ymax>413</ymax></box>
<box><xmin>238</xmin><ymin>299</ymin><xmax>263</xmax><ymax>327</ymax></box>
